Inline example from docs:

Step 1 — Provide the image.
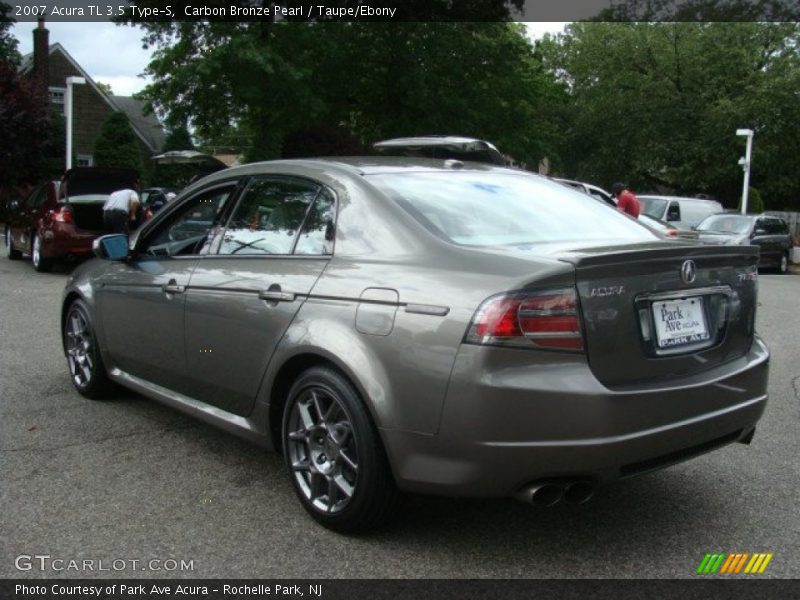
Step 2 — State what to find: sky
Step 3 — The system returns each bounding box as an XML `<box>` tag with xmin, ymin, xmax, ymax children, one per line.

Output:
<box><xmin>12</xmin><ymin>22</ymin><xmax>568</xmax><ymax>97</ymax></box>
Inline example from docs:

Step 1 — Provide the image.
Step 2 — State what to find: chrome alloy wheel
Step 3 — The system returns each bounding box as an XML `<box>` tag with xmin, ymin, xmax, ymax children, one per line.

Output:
<box><xmin>65</xmin><ymin>308</ymin><xmax>94</xmax><ymax>388</ymax></box>
<box><xmin>286</xmin><ymin>386</ymin><xmax>359</xmax><ymax>514</ymax></box>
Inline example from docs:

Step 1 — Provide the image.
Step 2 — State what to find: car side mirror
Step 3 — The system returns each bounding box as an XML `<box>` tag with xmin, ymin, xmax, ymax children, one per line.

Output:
<box><xmin>93</xmin><ymin>234</ymin><xmax>129</xmax><ymax>261</ymax></box>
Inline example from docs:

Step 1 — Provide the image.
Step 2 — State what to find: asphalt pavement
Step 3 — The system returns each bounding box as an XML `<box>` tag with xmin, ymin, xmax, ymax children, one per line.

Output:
<box><xmin>1</xmin><ymin>241</ymin><xmax>798</xmax><ymax>579</ymax></box>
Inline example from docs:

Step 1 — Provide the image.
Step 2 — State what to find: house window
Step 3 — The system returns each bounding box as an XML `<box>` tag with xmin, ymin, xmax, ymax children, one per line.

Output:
<box><xmin>76</xmin><ymin>155</ymin><xmax>93</xmax><ymax>167</ymax></box>
<box><xmin>49</xmin><ymin>87</ymin><xmax>66</xmax><ymax>114</ymax></box>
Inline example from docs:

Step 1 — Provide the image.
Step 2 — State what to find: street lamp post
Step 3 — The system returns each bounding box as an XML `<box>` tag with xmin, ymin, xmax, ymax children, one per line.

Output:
<box><xmin>65</xmin><ymin>76</ymin><xmax>86</xmax><ymax>170</ymax></box>
<box><xmin>736</xmin><ymin>128</ymin><xmax>754</xmax><ymax>215</ymax></box>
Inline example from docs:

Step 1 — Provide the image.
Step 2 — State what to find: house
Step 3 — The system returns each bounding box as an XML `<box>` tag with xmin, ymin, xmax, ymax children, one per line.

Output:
<box><xmin>18</xmin><ymin>20</ymin><xmax>165</xmax><ymax>169</ymax></box>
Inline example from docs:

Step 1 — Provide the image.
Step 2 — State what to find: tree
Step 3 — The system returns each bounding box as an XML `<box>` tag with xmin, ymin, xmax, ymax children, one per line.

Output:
<box><xmin>163</xmin><ymin>125</ymin><xmax>195</xmax><ymax>151</ymax></box>
<box><xmin>95</xmin><ymin>81</ymin><xmax>113</xmax><ymax>96</ymax></box>
<box><xmin>539</xmin><ymin>22</ymin><xmax>800</xmax><ymax>210</ymax></box>
<box><xmin>0</xmin><ymin>60</ymin><xmax>58</xmax><ymax>186</ymax></box>
<box><xmin>121</xmin><ymin>11</ymin><xmax>558</xmax><ymax>167</ymax></box>
<box><xmin>93</xmin><ymin>112</ymin><xmax>143</xmax><ymax>174</ymax></box>
<box><xmin>0</xmin><ymin>2</ymin><xmax>19</xmax><ymax>65</ymax></box>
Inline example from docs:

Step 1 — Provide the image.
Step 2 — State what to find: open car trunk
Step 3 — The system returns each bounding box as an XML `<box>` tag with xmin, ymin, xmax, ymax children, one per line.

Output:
<box><xmin>62</xmin><ymin>167</ymin><xmax>139</xmax><ymax>233</ymax></box>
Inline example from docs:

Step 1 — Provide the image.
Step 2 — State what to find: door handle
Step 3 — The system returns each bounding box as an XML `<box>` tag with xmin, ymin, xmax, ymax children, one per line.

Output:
<box><xmin>258</xmin><ymin>290</ymin><xmax>296</xmax><ymax>303</ymax></box>
<box><xmin>162</xmin><ymin>282</ymin><xmax>185</xmax><ymax>294</ymax></box>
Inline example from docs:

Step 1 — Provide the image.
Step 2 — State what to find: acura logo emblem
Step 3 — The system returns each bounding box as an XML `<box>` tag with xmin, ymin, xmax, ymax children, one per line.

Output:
<box><xmin>681</xmin><ymin>260</ymin><xmax>696</xmax><ymax>284</ymax></box>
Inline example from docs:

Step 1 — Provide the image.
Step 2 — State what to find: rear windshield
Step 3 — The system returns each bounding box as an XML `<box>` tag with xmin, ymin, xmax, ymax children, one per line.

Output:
<box><xmin>369</xmin><ymin>172</ymin><xmax>657</xmax><ymax>247</ymax></box>
<box><xmin>697</xmin><ymin>214</ymin><xmax>752</xmax><ymax>234</ymax></box>
<box><xmin>638</xmin><ymin>196</ymin><xmax>668</xmax><ymax>219</ymax></box>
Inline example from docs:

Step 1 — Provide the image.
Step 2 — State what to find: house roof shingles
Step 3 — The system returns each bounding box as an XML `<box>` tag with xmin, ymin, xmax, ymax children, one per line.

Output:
<box><xmin>19</xmin><ymin>44</ymin><xmax>164</xmax><ymax>153</ymax></box>
<box><xmin>110</xmin><ymin>95</ymin><xmax>166</xmax><ymax>154</ymax></box>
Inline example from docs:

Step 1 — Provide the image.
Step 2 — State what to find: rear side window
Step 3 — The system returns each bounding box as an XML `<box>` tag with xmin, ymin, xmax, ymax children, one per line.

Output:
<box><xmin>369</xmin><ymin>172</ymin><xmax>656</xmax><ymax>247</ymax></box>
<box><xmin>294</xmin><ymin>189</ymin><xmax>336</xmax><ymax>255</ymax></box>
<box><xmin>218</xmin><ymin>177</ymin><xmax>320</xmax><ymax>255</ymax></box>
<box><xmin>27</xmin><ymin>186</ymin><xmax>48</xmax><ymax>208</ymax></box>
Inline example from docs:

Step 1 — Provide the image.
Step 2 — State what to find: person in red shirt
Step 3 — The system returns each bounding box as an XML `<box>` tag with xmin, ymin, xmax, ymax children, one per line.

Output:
<box><xmin>612</xmin><ymin>182</ymin><xmax>640</xmax><ymax>218</ymax></box>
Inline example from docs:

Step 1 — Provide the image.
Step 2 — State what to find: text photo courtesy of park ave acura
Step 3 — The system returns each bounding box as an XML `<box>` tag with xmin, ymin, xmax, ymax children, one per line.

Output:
<box><xmin>2</xmin><ymin>2</ymin><xmax>800</xmax><ymax>597</ymax></box>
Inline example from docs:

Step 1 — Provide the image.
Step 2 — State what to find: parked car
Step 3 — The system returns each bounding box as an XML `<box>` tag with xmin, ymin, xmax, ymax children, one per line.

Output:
<box><xmin>696</xmin><ymin>213</ymin><xmax>792</xmax><ymax>273</ymax></box>
<box><xmin>373</xmin><ymin>136</ymin><xmax>507</xmax><ymax>165</ymax></box>
<box><xmin>552</xmin><ymin>180</ymin><xmax>698</xmax><ymax>240</ymax></box>
<box><xmin>62</xmin><ymin>158</ymin><xmax>768</xmax><ymax>531</ymax></box>
<box><xmin>5</xmin><ymin>167</ymin><xmax>139</xmax><ymax>271</ymax></box>
<box><xmin>638</xmin><ymin>195</ymin><xmax>724</xmax><ymax>230</ymax></box>
<box><xmin>553</xmin><ymin>178</ymin><xmax>615</xmax><ymax>206</ymax></box>
<box><xmin>140</xmin><ymin>187</ymin><xmax>177</xmax><ymax>215</ymax></box>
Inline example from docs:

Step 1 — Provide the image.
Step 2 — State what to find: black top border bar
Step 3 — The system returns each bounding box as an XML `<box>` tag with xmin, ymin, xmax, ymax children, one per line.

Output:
<box><xmin>6</xmin><ymin>0</ymin><xmax>800</xmax><ymax>23</ymax></box>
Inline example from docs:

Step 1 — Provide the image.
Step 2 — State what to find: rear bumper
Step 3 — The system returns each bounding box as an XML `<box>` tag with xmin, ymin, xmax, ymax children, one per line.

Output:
<box><xmin>382</xmin><ymin>336</ymin><xmax>769</xmax><ymax>497</ymax></box>
<box><xmin>40</xmin><ymin>225</ymin><xmax>100</xmax><ymax>258</ymax></box>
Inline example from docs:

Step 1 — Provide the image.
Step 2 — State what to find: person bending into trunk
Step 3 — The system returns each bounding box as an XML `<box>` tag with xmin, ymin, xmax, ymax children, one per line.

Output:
<box><xmin>612</xmin><ymin>182</ymin><xmax>640</xmax><ymax>218</ymax></box>
<box><xmin>103</xmin><ymin>187</ymin><xmax>140</xmax><ymax>234</ymax></box>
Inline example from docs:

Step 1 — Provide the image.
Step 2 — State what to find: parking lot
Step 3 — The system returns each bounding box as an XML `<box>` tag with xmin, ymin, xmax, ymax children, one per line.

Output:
<box><xmin>1</xmin><ymin>246</ymin><xmax>798</xmax><ymax>579</ymax></box>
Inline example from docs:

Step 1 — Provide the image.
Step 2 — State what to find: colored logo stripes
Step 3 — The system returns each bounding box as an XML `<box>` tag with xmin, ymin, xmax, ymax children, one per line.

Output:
<box><xmin>697</xmin><ymin>552</ymin><xmax>773</xmax><ymax>574</ymax></box>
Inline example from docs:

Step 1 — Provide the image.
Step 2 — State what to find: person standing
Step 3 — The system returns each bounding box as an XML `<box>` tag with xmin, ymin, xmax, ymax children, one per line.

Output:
<box><xmin>103</xmin><ymin>187</ymin><xmax>140</xmax><ymax>234</ymax></box>
<box><xmin>612</xmin><ymin>182</ymin><xmax>640</xmax><ymax>218</ymax></box>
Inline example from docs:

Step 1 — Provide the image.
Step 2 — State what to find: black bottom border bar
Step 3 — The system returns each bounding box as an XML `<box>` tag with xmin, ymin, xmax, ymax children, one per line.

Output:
<box><xmin>2</xmin><ymin>579</ymin><xmax>799</xmax><ymax>600</ymax></box>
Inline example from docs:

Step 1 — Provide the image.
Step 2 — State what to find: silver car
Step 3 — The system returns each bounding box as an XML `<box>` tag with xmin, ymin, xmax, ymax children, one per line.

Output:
<box><xmin>62</xmin><ymin>158</ymin><xmax>769</xmax><ymax>531</ymax></box>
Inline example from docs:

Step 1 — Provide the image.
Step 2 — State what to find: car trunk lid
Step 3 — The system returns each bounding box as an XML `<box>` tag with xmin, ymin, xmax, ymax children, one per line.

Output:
<box><xmin>556</xmin><ymin>242</ymin><xmax>759</xmax><ymax>387</ymax></box>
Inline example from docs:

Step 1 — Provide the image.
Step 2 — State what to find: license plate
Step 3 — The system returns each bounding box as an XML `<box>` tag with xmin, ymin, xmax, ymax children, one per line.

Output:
<box><xmin>652</xmin><ymin>297</ymin><xmax>710</xmax><ymax>348</ymax></box>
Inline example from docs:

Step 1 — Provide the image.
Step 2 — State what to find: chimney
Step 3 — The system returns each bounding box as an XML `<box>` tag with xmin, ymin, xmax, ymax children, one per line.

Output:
<box><xmin>32</xmin><ymin>18</ymin><xmax>49</xmax><ymax>97</ymax></box>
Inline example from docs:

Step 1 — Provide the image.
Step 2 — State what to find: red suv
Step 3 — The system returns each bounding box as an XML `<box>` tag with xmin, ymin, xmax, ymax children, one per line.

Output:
<box><xmin>5</xmin><ymin>168</ymin><xmax>139</xmax><ymax>271</ymax></box>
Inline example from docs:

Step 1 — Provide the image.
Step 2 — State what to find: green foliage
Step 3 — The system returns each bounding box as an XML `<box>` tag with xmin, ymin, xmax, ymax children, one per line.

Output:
<box><xmin>93</xmin><ymin>112</ymin><xmax>143</xmax><ymax>174</ymax></box>
<box><xmin>122</xmin><ymin>19</ymin><xmax>560</xmax><ymax>167</ymax></box>
<box><xmin>163</xmin><ymin>125</ymin><xmax>195</xmax><ymax>151</ymax></box>
<box><xmin>539</xmin><ymin>22</ymin><xmax>800</xmax><ymax>210</ymax></box>
<box><xmin>0</xmin><ymin>60</ymin><xmax>58</xmax><ymax>185</ymax></box>
<box><xmin>740</xmin><ymin>187</ymin><xmax>764</xmax><ymax>214</ymax></box>
<box><xmin>95</xmin><ymin>81</ymin><xmax>113</xmax><ymax>96</ymax></box>
<box><xmin>0</xmin><ymin>2</ymin><xmax>20</xmax><ymax>65</ymax></box>
<box><xmin>152</xmin><ymin>125</ymin><xmax>197</xmax><ymax>187</ymax></box>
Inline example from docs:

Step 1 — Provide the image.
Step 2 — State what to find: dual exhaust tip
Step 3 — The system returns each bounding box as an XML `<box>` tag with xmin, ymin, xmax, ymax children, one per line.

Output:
<box><xmin>514</xmin><ymin>480</ymin><xmax>595</xmax><ymax>507</ymax></box>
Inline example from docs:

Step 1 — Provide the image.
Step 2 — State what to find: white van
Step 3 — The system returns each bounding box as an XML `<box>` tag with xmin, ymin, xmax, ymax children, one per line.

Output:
<box><xmin>638</xmin><ymin>195</ymin><xmax>724</xmax><ymax>229</ymax></box>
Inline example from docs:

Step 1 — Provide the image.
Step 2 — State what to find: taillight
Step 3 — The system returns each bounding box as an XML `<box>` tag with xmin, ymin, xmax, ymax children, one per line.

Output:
<box><xmin>666</xmin><ymin>228</ymin><xmax>678</xmax><ymax>237</ymax></box>
<box><xmin>49</xmin><ymin>206</ymin><xmax>73</xmax><ymax>223</ymax></box>
<box><xmin>465</xmin><ymin>288</ymin><xmax>584</xmax><ymax>351</ymax></box>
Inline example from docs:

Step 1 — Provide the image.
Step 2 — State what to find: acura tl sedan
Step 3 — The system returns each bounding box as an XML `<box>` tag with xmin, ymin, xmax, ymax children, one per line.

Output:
<box><xmin>61</xmin><ymin>158</ymin><xmax>769</xmax><ymax>531</ymax></box>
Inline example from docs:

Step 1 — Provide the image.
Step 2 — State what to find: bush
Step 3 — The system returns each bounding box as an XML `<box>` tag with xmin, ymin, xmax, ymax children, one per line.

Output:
<box><xmin>93</xmin><ymin>112</ymin><xmax>143</xmax><ymax>174</ymax></box>
<box><xmin>738</xmin><ymin>186</ymin><xmax>764</xmax><ymax>214</ymax></box>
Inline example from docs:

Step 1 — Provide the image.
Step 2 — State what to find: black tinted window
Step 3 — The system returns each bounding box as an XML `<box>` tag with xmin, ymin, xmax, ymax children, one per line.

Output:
<box><xmin>218</xmin><ymin>178</ymin><xmax>319</xmax><ymax>255</ymax></box>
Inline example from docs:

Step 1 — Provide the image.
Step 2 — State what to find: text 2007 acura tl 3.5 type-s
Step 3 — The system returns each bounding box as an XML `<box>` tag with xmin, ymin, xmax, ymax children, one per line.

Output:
<box><xmin>61</xmin><ymin>158</ymin><xmax>769</xmax><ymax>531</ymax></box>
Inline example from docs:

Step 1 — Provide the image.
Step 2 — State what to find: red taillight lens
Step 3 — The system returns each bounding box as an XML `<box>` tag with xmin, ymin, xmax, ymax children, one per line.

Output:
<box><xmin>49</xmin><ymin>206</ymin><xmax>73</xmax><ymax>223</ymax></box>
<box><xmin>666</xmin><ymin>228</ymin><xmax>678</xmax><ymax>237</ymax></box>
<box><xmin>466</xmin><ymin>288</ymin><xmax>584</xmax><ymax>352</ymax></box>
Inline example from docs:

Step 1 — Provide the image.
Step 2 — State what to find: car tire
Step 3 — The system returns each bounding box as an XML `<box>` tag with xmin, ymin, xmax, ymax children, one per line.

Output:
<box><xmin>778</xmin><ymin>251</ymin><xmax>789</xmax><ymax>274</ymax></box>
<box><xmin>282</xmin><ymin>366</ymin><xmax>399</xmax><ymax>532</ymax></box>
<box><xmin>5</xmin><ymin>227</ymin><xmax>21</xmax><ymax>259</ymax></box>
<box><xmin>31</xmin><ymin>232</ymin><xmax>52</xmax><ymax>272</ymax></box>
<box><xmin>63</xmin><ymin>299</ymin><xmax>115</xmax><ymax>399</ymax></box>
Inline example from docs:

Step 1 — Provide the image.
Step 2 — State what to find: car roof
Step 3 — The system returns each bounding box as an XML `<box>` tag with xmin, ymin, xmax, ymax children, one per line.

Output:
<box><xmin>638</xmin><ymin>195</ymin><xmax>722</xmax><ymax>205</ymax></box>
<box><xmin>203</xmin><ymin>156</ymin><xmax>522</xmax><ymax>179</ymax></box>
